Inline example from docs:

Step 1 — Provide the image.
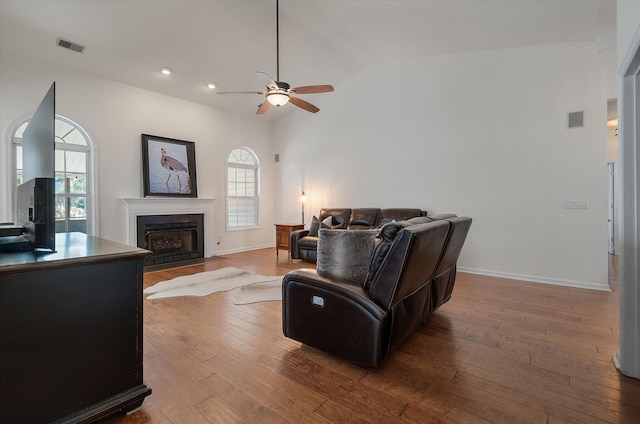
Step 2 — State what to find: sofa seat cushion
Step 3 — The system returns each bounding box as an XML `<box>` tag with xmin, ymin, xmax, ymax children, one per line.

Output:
<box><xmin>317</xmin><ymin>229</ymin><xmax>377</xmax><ymax>283</ymax></box>
<box><xmin>297</xmin><ymin>236</ymin><xmax>319</xmax><ymax>249</ymax></box>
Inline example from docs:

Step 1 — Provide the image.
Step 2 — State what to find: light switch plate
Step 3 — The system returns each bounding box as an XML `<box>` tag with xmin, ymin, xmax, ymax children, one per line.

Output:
<box><xmin>564</xmin><ymin>200</ymin><xmax>588</xmax><ymax>209</ymax></box>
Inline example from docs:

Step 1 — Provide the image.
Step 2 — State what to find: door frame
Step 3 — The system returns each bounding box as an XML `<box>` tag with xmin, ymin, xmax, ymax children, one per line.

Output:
<box><xmin>607</xmin><ymin>162</ymin><xmax>615</xmax><ymax>255</ymax></box>
<box><xmin>615</xmin><ymin>25</ymin><xmax>640</xmax><ymax>380</ymax></box>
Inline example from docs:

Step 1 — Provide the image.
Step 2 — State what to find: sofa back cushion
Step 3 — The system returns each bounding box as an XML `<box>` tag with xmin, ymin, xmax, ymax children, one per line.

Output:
<box><xmin>428</xmin><ymin>213</ymin><xmax>458</xmax><ymax>221</ymax></box>
<box><xmin>348</xmin><ymin>208</ymin><xmax>380</xmax><ymax>230</ymax></box>
<box><xmin>364</xmin><ymin>217</ymin><xmax>433</xmax><ymax>289</ymax></box>
<box><xmin>433</xmin><ymin>217</ymin><xmax>471</xmax><ymax>277</ymax></box>
<box><xmin>431</xmin><ymin>217</ymin><xmax>472</xmax><ymax>310</ymax></box>
<box><xmin>319</xmin><ymin>208</ymin><xmax>352</xmax><ymax>228</ymax></box>
<box><xmin>367</xmin><ymin>220</ymin><xmax>450</xmax><ymax>309</ymax></box>
<box><xmin>378</xmin><ymin>216</ymin><xmax>432</xmax><ymax>242</ymax></box>
<box><xmin>377</xmin><ymin>208</ymin><xmax>424</xmax><ymax>227</ymax></box>
<box><xmin>367</xmin><ymin>220</ymin><xmax>451</xmax><ymax>352</ymax></box>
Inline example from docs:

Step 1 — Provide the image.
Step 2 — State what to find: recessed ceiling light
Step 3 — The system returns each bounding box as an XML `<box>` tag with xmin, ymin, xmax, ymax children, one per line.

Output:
<box><xmin>207</xmin><ymin>83</ymin><xmax>216</xmax><ymax>89</ymax></box>
<box><xmin>160</xmin><ymin>67</ymin><xmax>172</xmax><ymax>75</ymax></box>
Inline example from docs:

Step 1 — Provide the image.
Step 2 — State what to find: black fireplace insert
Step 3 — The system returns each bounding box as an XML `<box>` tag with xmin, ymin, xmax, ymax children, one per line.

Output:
<box><xmin>136</xmin><ymin>214</ymin><xmax>204</xmax><ymax>268</ymax></box>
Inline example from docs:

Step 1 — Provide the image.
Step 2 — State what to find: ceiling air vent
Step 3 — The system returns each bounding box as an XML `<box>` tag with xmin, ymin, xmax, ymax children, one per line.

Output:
<box><xmin>57</xmin><ymin>38</ymin><xmax>85</xmax><ymax>53</ymax></box>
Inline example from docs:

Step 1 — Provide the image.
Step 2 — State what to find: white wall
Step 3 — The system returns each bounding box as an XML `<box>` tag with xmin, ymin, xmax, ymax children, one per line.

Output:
<box><xmin>617</xmin><ymin>1</ymin><xmax>640</xmax><ymax>68</ymax></box>
<box><xmin>0</xmin><ymin>54</ymin><xmax>275</xmax><ymax>253</ymax></box>
<box><xmin>275</xmin><ymin>41</ymin><xmax>617</xmax><ymax>291</ymax></box>
<box><xmin>0</xmin><ymin>40</ymin><xmax>618</xmax><ymax>291</ymax></box>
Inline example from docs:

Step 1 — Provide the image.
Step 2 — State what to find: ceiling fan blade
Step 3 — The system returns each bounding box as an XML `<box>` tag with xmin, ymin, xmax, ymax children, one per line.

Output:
<box><xmin>256</xmin><ymin>101</ymin><xmax>272</xmax><ymax>115</ymax></box>
<box><xmin>292</xmin><ymin>85</ymin><xmax>334</xmax><ymax>94</ymax></box>
<box><xmin>290</xmin><ymin>96</ymin><xmax>319</xmax><ymax>113</ymax></box>
<box><xmin>217</xmin><ymin>91</ymin><xmax>264</xmax><ymax>95</ymax></box>
<box><xmin>256</xmin><ymin>72</ymin><xmax>278</xmax><ymax>90</ymax></box>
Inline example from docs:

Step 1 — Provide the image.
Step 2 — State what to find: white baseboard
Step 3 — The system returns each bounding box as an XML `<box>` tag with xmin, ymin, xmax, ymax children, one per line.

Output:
<box><xmin>613</xmin><ymin>350</ymin><xmax>622</xmax><ymax>371</ymax></box>
<box><xmin>209</xmin><ymin>248</ymin><xmax>611</xmax><ymax>292</ymax></box>
<box><xmin>458</xmin><ymin>266</ymin><xmax>611</xmax><ymax>292</ymax></box>
<box><xmin>210</xmin><ymin>243</ymin><xmax>274</xmax><ymax>257</ymax></box>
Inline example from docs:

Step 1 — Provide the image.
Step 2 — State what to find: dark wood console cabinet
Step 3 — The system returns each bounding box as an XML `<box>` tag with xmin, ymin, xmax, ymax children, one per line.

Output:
<box><xmin>0</xmin><ymin>233</ymin><xmax>152</xmax><ymax>424</ymax></box>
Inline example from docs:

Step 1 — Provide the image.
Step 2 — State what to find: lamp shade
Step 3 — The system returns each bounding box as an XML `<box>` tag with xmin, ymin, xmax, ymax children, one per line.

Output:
<box><xmin>267</xmin><ymin>92</ymin><xmax>290</xmax><ymax>106</ymax></box>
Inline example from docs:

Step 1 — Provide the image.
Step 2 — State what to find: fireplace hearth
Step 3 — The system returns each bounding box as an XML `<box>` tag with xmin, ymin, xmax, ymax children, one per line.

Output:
<box><xmin>137</xmin><ymin>214</ymin><xmax>204</xmax><ymax>268</ymax></box>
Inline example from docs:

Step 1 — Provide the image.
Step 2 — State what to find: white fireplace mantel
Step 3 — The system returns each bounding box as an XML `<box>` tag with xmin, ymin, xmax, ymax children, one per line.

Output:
<box><xmin>121</xmin><ymin>197</ymin><xmax>216</xmax><ymax>257</ymax></box>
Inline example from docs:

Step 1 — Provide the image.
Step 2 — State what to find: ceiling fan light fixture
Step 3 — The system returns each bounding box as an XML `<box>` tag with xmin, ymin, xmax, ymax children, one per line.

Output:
<box><xmin>216</xmin><ymin>0</ymin><xmax>332</xmax><ymax>114</ymax></box>
<box><xmin>266</xmin><ymin>92</ymin><xmax>290</xmax><ymax>106</ymax></box>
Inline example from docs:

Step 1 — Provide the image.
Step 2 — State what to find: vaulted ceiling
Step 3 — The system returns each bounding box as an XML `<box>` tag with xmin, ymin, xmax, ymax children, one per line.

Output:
<box><xmin>0</xmin><ymin>0</ymin><xmax>616</xmax><ymax>120</ymax></box>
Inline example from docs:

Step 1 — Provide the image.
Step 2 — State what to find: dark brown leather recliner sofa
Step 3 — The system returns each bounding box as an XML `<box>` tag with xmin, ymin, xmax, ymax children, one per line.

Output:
<box><xmin>282</xmin><ymin>215</ymin><xmax>472</xmax><ymax>367</ymax></box>
<box><xmin>290</xmin><ymin>208</ymin><xmax>426</xmax><ymax>263</ymax></box>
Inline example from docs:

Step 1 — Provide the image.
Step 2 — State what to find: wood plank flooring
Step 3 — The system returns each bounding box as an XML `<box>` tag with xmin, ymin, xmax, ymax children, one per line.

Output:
<box><xmin>100</xmin><ymin>250</ymin><xmax>640</xmax><ymax>424</ymax></box>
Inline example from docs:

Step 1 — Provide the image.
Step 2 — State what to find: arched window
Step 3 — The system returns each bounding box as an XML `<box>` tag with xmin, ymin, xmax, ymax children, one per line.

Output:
<box><xmin>13</xmin><ymin>116</ymin><xmax>95</xmax><ymax>234</ymax></box>
<box><xmin>226</xmin><ymin>147</ymin><xmax>260</xmax><ymax>229</ymax></box>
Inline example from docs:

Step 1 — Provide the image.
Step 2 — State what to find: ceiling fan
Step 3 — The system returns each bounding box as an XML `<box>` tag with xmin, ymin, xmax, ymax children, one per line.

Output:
<box><xmin>217</xmin><ymin>0</ymin><xmax>334</xmax><ymax>114</ymax></box>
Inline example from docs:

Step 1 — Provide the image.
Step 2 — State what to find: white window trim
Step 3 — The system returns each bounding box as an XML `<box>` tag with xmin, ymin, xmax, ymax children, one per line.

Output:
<box><xmin>225</xmin><ymin>146</ymin><xmax>261</xmax><ymax>231</ymax></box>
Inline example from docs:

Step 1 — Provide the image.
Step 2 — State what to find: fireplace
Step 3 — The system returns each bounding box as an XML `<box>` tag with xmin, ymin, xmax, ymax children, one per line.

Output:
<box><xmin>121</xmin><ymin>197</ymin><xmax>215</xmax><ymax>264</ymax></box>
<box><xmin>136</xmin><ymin>214</ymin><xmax>204</xmax><ymax>268</ymax></box>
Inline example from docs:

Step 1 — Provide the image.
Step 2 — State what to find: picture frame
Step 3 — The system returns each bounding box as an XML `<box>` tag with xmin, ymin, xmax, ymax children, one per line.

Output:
<box><xmin>141</xmin><ymin>134</ymin><xmax>198</xmax><ymax>197</ymax></box>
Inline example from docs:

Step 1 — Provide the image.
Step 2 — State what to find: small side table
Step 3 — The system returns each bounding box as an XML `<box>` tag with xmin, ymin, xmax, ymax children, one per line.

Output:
<box><xmin>275</xmin><ymin>223</ymin><xmax>304</xmax><ymax>258</ymax></box>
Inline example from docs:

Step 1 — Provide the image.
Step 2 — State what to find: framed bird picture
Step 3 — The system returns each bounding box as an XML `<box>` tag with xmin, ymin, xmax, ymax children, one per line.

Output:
<box><xmin>141</xmin><ymin>134</ymin><xmax>198</xmax><ymax>197</ymax></box>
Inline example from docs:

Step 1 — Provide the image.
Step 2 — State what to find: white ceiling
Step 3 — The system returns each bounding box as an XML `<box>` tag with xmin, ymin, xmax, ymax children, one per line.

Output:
<box><xmin>0</xmin><ymin>0</ymin><xmax>616</xmax><ymax>120</ymax></box>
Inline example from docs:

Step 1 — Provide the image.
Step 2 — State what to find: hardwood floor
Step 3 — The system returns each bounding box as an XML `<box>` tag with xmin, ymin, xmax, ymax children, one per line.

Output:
<box><xmin>100</xmin><ymin>251</ymin><xmax>639</xmax><ymax>424</ymax></box>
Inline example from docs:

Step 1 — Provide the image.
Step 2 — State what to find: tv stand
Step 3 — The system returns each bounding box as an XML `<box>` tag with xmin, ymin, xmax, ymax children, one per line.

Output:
<box><xmin>0</xmin><ymin>232</ymin><xmax>152</xmax><ymax>423</ymax></box>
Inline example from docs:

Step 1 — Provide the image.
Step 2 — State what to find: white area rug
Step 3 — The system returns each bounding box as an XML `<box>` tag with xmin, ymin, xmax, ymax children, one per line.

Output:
<box><xmin>230</xmin><ymin>280</ymin><xmax>282</xmax><ymax>304</ymax></box>
<box><xmin>144</xmin><ymin>267</ymin><xmax>283</xmax><ymax>303</ymax></box>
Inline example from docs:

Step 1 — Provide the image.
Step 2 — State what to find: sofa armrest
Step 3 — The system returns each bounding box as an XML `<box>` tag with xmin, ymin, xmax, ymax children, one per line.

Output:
<box><xmin>282</xmin><ymin>269</ymin><xmax>389</xmax><ymax>366</ymax></box>
<box><xmin>283</xmin><ymin>269</ymin><xmax>386</xmax><ymax>318</ymax></box>
<box><xmin>289</xmin><ymin>229</ymin><xmax>309</xmax><ymax>259</ymax></box>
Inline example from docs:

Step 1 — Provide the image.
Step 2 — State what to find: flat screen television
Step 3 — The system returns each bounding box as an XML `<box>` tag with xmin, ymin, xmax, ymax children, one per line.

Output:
<box><xmin>15</xmin><ymin>82</ymin><xmax>57</xmax><ymax>252</ymax></box>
